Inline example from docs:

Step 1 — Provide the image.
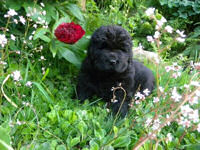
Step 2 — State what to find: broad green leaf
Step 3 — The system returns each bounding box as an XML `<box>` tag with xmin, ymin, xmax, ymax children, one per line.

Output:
<box><xmin>39</xmin><ymin>35</ymin><xmax>51</xmax><ymax>43</ymax></box>
<box><xmin>66</xmin><ymin>4</ymin><xmax>84</xmax><ymax>21</ymax></box>
<box><xmin>89</xmin><ymin>140</ymin><xmax>99</xmax><ymax>150</ymax></box>
<box><xmin>70</xmin><ymin>137</ymin><xmax>80</xmax><ymax>147</ymax></box>
<box><xmin>58</xmin><ymin>47</ymin><xmax>81</xmax><ymax>67</ymax></box>
<box><xmin>33</xmin><ymin>28</ymin><xmax>49</xmax><ymax>40</ymax></box>
<box><xmin>32</xmin><ymin>82</ymin><xmax>53</xmax><ymax>104</ymax></box>
<box><xmin>0</xmin><ymin>127</ymin><xmax>13</xmax><ymax>150</ymax></box>
<box><xmin>56</xmin><ymin>145</ymin><xmax>66</xmax><ymax>150</ymax></box>
<box><xmin>112</xmin><ymin>136</ymin><xmax>131</xmax><ymax>148</ymax></box>
<box><xmin>52</xmin><ymin>16</ymin><xmax>71</xmax><ymax>33</ymax></box>
<box><xmin>6</xmin><ymin>0</ymin><xmax>22</xmax><ymax>10</ymax></box>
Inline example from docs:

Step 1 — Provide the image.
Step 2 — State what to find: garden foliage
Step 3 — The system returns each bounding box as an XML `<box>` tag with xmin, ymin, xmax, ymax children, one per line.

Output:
<box><xmin>0</xmin><ymin>0</ymin><xmax>200</xmax><ymax>150</ymax></box>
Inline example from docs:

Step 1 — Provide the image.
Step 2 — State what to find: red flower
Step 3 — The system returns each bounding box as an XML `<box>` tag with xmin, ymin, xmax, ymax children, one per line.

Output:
<box><xmin>54</xmin><ymin>22</ymin><xmax>85</xmax><ymax>44</ymax></box>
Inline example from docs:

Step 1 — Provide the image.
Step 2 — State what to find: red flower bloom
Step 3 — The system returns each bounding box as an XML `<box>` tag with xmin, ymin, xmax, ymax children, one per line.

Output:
<box><xmin>54</xmin><ymin>22</ymin><xmax>85</xmax><ymax>44</ymax></box>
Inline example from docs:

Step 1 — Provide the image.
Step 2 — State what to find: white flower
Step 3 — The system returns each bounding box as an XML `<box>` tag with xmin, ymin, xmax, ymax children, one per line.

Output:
<box><xmin>143</xmin><ymin>89</ymin><xmax>150</xmax><ymax>96</ymax></box>
<box><xmin>171</xmin><ymin>87</ymin><xmax>182</xmax><ymax>102</ymax></box>
<box><xmin>40</xmin><ymin>2</ymin><xmax>45</xmax><ymax>7</ymax></box>
<box><xmin>196</xmin><ymin>90</ymin><xmax>200</xmax><ymax>97</ymax></box>
<box><xmin>135</xmin><ymin>92</ymin><xmax>145</xmax><ymax>100</ymax></box>
<box><xmin>181</xmin><ymin>104</ymin><xmax>193</xmax><ymax>117</ymax></box>
<box><xmin>176</xmin><ymin>30</ymin><xmax>186</xmax><ymax>38</ymax></box>
<box><xmin>190</xmin><ymin>81</ymin><xmax>200</xmax><ymax>87</ymax></box>
<box><xmin>165</xmin><ymin>25</ymin><xmax>173</xmax><ymax>33</ymax></box>
<box><xmin>0</xmin><ymin>34</ymin><xmax>7</xmax><ymax>47</ymax></box>
<box><xmin>166</xmin><ymin>114</ymin><xmax>171</xmax><ymax>126</ymax></box>
<box><xmin>29</xmin><ymin>35</ymin><xmax>33</xmax><ymax>40</ymax></box>
<box><xmin>159</xmin><ymin>86</ymin><xmax>164</xmax><ymax>93</ymax></box>
<box><xmin>19</xmin><ymin>16</ymin><xmax>26</xmax><ymax>25</ymax></box>
<box><xmin>13</xmin><ymin>19</ymin><xmax>18</xmax><ymax>24</ymax></box>
<box><xmin>153</xmin><ymin>97</ymin><xmax>159</xmax><ymax>103</ymax></box>
<box><xmin>161</xmin><ymin>17</ymin><xmax>167</xmax><ymax>23</ymax></box>
<box><xmin>11</xmin><ymin>70</ymin><xmax>22</xmax><ymax>81</ymax></box>
<box><xmin>40</xmin><ymin>56</ymin><xmax>46</xmax><ymax>60</ymax></box>
<box><xmin>147</xmin><ymin>35</ymin><xmax>154</xmax><ymax>43</ymax></box>
<box><xmin>42</xmin><ymin>11</ymin><xmax>46</xmax><ymax>16</ymax></box>
<box><xmin>11</xmin><ymin>34</ymin><xmax>16</xmax><ymax>41</ymax></box>
<box><xmin>176</xmin><ymin>37</ymin><xmax>185</xmax><ymax>43</ymax></box>
<box><xmin>153</xmin><ymin>31</ymin><xmax>160</xmax><ymax>39</ymax></box>
<box><xmin>7</xmin><ymin>9</ymin><xmax>18</xmax><ymax>17</ymax></box>
<box><xmin>145</xmin><ymin>118</ymin><xmax>152</xmax><ymax>126</ymax></box>
<box><xmin>145</xmin><ymin>8</ymin><xmax>155</xmax><ymax>17</ymax></box>
<box><xmin>167</xmin><ymin>133</ymin><xmax>173</xmax><ymax>142</ymax></box>
<box><xmin>40</xmin><ymin>45</ymin><xmax>43</xmax><ymax>50</ymax></box>
<box><xmin>25</xmin><ymin>81</ymin><xmax>32</xmax><ymax>88</ymax></box>
<box><xmin>152</xmin><ymin>119</ymin><xmax>160</xmax><ymax>130</ymax></box>
<box><xmin>197</xmin><ymin>124</ymin><xmax>200</xmax><ymax>132</ymax></box>
<box><xmin>189</xmin><ymin>96</ymin><xmax>198</xmax><ymax>105</ymax></box>
<box><xmin>33</xmin><ymin>24</ymin><xmax>37</xmax><ymax>28</ymax></box>
<box><xmin>188</xmin><ymin>109</ymin><xmax>199</xmax><ymax>123</ymax></box>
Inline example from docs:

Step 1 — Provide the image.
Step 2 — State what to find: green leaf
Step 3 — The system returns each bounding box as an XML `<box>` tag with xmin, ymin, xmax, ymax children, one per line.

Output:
<box><xmin>6</xmin><ymin>0</ymin><xmax>22</xmax><ymax>10</ymax></box>
<box><xmin>89</xmin><ymin>140</ymin><xmax>99</xmax><ymax>150</ymax></box>
<box><xmin>56</xmin><ymin>145</ymin><xmax>66</xmax><ymax>150</ymax></box>
<box><xmin>66</xmin><ymin>4</ymin><xmax>84</xmax><ymax>21</ymax></box>
<box><xmin>32</xmin><ymin>82</ymin><xmax>53</xmax><ymax>104</ymax></box>
<box><xmin>39</xmin><ymin>35</ymin><xmax>51</xmax><ymax>43</ymax></box>
<box><xmin>52</xmin><ymin>16</ymin><xmax>71</xmax><ymax>33</ymax></box>
<box><xmin>58</xmin><ymin>47</ymin><xmax>81</xmax><ymax>67</ymax></box>
<box><xmin>112</xmin><ymin>136</ymin><xmax>131</xmax><ymax>148</ymax></box>
<box><xmin>70</xmin><ymin>137</ymin><xmax>80</xmax><ymax>147</ymax></box>
<box><xmin>33</xmin><ymin>28</ymin><xmax>49</xmax><ymax>40</ymax></box>
<box><xmin>50</xmin><ymin>40</ymin><xmax>57</xmax><ymax>57</ymax></box>
<box><xmin>0</xmin><ymin>127</ymin><xmax>13</xmax><ymax>150</ymax></box>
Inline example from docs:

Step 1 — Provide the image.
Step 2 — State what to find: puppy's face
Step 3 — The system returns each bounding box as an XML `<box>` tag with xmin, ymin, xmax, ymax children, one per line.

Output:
<box><xmin>88</xmin><ymin>26</ymin><xmax>133</xmax><ymax>73</ymax></box>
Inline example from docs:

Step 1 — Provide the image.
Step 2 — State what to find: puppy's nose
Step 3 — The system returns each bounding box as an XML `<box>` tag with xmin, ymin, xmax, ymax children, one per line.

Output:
<box><xmin>110</xmin><ymin>59</ymin><xmax>117</xmax><ymax>65</ymax></box>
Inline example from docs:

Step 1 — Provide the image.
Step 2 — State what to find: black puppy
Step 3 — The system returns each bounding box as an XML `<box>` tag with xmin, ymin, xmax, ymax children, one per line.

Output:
<box><xmin>77</xmin><ymin>25</ymin><xmax>155</xmax><ymax>117</ymax></box>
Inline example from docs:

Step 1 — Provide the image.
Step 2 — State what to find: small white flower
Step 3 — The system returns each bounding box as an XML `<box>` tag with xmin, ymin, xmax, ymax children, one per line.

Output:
<box><xmin>11</xmin><ymin>70</ymin><xmax>22</xmax><ymax>81</ymax></box>
<box><xmin>147</xmin><ymin>35</ymin><xmax>154</xmax><ymax>43</ymax></box>
<box><xmin>29</xmin><ymin>35</ymin><xmax>33</xmax><ymax>40</ymax></box>
<box><xmin>159</xmin><ymin>86</ymin><xmax>164</xmax><ymax>93</ymax></box>
<box><xmin>16</xmin><ymin>119</ymin><xmax>22</xmax><ymax>125</ymax></box>
<box><xmin>176</xmin><ymin>30</ymin><xmax>186</xmax><ymax>38</ymax></box>
<box><xmin>145</xmin><ymin>118</ymin><xmax>152</xmax><ymax>126</ymax></box>
<box><xmin>153</xmin><ymin>97</ymin><xmax>159</xmax><ymax>103</ymax></box>
<box><xmin>42</xmin><ymin>11</ymin><xmax>46</xmax><ymax>15</ymax></box>
<box><xmin>153</xmin><ymin>31</ymin><xmax>160</xmax><ymax>39</ymax></box>
<box><xmin>11</xmin><ymin>34</ymin><xmax>16</xmax><ymax>41</ymax></box>
<box><xmin>167</xmin><ymin>133</ymin><xmax>173</xmax><ymax>142</ymax></box>
<box><xmin>40</xmin><ymin>45</ymin><xmax>43</xmax><ymax>50</ymax></box>
<box><xmin>196</xmin><ymin>90</ymin><xmax>200</xmax><ymax>97</ymax></box>
<box><xmin>19</xmin><ymin>16</ymin><xmax>26</xmax><ymax>25</ymax></box>
<box><xmin>171</xmin><ymin>87</ymin><xmax>182</xmax><ymax>102</ymax></box>
<box><xmin>165</xmin><ymin>25</ymin><xmax>173</xmax><ymax>33</ymax></box>
<box><xmin>40</xmin><ymin>2</ymin><xmax>45</xmax><ymax>7</ymax></box>
<box><xmin>145</xmin><ymin>8</ymin><xmax>155</xmax><ymax>17</ymax></box>
<box><xmin>33</xmin><ymin>24</ymin><xmax>37</xmax><ymax>28</ymax></box>
<box><xmin>197</xmin><ymin>123</ymin><xmax>200</xmax><ymax>132</ymax></box>
<box><xmin>143</xmin><ymin>89</ymin><xmax>150</xmax><ymax>96</ymax></box>
<box><xmin>26</xmin><ymin>13</ymin><xmax>31</xmax><ymax>17</ymax></box>
<box><xmin>189</xmin><ymin>96</ymin><xmax>198</xmax><ymax>105</ymax></box>
<box><xmin>13</xmin><ymin>19</ymin><xmax>18</xmax><ymax>24</ymax></box>
<box><xmin>40</xmin><ymin>56</ymin><xmax>46</xmax><ymax>60</ymax></box>
<box><xmin>7</xmin><ymin>9</ymin><xmax>18</xmax><ymax>17</ymax></box>
<box><xmin>190</xmin><ymin>81</ymin><xmax>200</xmax><ymax>87</ymax></box>
<box><xmin>176</xmin><ymin>37</ymin><xmax>185</xmax><ymax>43</ymax></box>
<box><xmin>25</xmin><ymin>81</ymin><xmax>32</xmax><ymax>88</ymax></box>
<box><xmin>0</xmin><ymin>34</ymin><xmax>8</xmax><ymax>47</ymax></box>
<box><xmin>135</xmin><ymin>92</ymin><xmax>145</xmax><ymax>100</ymax></box>
<box><xmin>188</xmin><ymin>109</ymin><xmax>199</xmax><ymax>123</ymax></box>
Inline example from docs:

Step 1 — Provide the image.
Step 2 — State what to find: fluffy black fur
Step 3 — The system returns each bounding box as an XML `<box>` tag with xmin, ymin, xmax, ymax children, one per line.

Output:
<box><xmin>77</xmin><ymin>25</ymin><xmax>155</xmax><ymax>117</ymax></box>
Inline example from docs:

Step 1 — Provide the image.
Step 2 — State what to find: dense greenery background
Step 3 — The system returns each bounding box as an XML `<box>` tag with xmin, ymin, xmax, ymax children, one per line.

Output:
<box><xmin>0</xmin><ymin>0</ymin><xmax>200</xmax><ymax>150</ymax></box>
